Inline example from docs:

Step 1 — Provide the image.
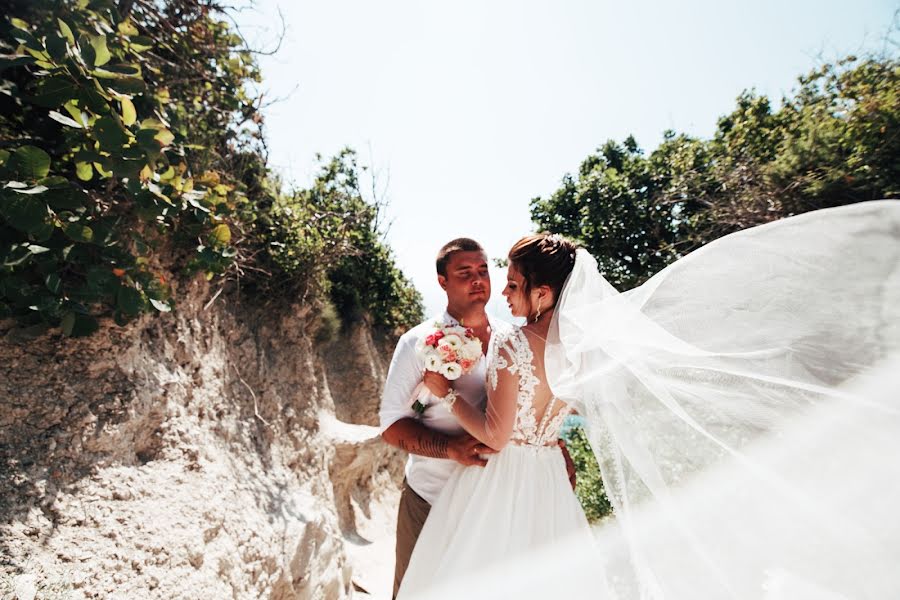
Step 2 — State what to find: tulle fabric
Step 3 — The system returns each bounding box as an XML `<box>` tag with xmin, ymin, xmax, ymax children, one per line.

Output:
<box><xmin>539</xmin><ymin>200</ymin><xmax>900</xmax><ymax>598</ymax></box>
<box><xmin>415</xmin><ymin>357</ymin><xmax>900</xmax><ymax>600</ymax></box>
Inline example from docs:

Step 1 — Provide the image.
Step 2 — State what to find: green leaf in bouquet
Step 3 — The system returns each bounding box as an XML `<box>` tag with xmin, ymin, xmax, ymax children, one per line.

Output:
<box><xmin>89</xmin><ymin>220</ymin><xmax>117</xmax><ymax>247</ymax></box>
<box><xmin>34</xmin><ymin>295</ymin><xmax>64</xmax><ymax>320</ymax></box>
<box><xmin>32</xmin><ymin>220</ymin><xmax>55</xmax><ymax>242</ymax></box>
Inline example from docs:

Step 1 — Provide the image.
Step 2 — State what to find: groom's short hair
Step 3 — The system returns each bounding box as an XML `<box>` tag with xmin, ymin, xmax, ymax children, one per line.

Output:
<box><xmin>436</xmin><ymin>238</ymin><xmax>485</xmax><ymax>276</ymax></box>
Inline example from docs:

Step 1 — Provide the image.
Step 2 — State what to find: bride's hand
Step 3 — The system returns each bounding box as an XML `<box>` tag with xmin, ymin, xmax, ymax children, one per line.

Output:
<box><xmin>423</xmin><ymin>370</ymin><xmax>451</xmax><ymax>398</ymax></box>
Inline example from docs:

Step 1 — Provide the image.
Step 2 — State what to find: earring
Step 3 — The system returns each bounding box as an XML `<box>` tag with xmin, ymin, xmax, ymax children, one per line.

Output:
<box><xmin>534</xmin><ymin>297</ymin><xmax>542</xmax><ymax>323</ymax></box>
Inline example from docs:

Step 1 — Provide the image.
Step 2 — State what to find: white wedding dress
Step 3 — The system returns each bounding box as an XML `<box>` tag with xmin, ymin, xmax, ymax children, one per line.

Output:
<box><xmin>396</xmin><ymin>327</ymin><xmax>601</xmax><ymax>599</ymax></box>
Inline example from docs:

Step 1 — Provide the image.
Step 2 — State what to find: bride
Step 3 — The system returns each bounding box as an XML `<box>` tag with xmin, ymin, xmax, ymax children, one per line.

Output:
<box><xmin>398</xmin><ymin>200</ymin><xmax>900</xmax><ymax>599</ymax></box>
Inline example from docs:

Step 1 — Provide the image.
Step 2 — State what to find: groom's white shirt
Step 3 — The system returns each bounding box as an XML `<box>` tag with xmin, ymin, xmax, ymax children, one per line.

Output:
<box><xmin>380</xmin><ymin>311</ymin><xmax>510</xmax><ymax>505</ymax></box>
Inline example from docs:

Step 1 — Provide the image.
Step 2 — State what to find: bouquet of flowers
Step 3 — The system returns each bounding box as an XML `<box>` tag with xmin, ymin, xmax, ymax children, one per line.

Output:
<box><xmin>410</xmin><ymin>323</ymin><xmax>484</xmax><ymax>414</ymax></box>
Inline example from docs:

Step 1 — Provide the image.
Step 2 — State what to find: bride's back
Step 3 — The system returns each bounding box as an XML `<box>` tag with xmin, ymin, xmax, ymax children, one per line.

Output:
<box><xmin>491</xmin><ymin>325</ymin><xmax>572</xmax><ymax>447</ymax></box>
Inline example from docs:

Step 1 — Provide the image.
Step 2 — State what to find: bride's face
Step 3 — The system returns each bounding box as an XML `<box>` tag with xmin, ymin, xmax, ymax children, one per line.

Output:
<box><xmin>503</xmin><ymin>263</ymin><xmax>532</xmax><ymax>318</ymax></box>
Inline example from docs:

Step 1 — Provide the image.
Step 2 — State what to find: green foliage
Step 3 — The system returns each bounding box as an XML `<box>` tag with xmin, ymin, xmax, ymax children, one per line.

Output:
<box><xmin>1</xmin><ymin>1</ymin><xmax>423</xmax><ymax>336</ymax></box>
<box><xmin>0</xmin><ymin>0</ymin><xmax>252</xmax><ymax>333</ymax></box>
<box><xmin>247</xmin><ymin>148</ymin><xmax>424</xmax><ymax>331</ymax></box>
<box><xmin>561</xmin><ymin>423</ymin><xmax>613</xmax><ymax>523</ymax></box>
<box><xmin>530</xmin><ymin>136</ymin><xmax>685</xmax><ymax>289</ymax></box>
<box><xmin>532</xmin><ymin>55</ymin><xmax>900</xmax><ymax>289</ymax></box>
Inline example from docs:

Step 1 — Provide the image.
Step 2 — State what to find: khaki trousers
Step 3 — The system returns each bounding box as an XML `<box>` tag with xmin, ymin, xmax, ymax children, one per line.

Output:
<box><xmin>393</xmin><ymin>478</ymin><xmax>432</xmax><ymax>599</ymax></box>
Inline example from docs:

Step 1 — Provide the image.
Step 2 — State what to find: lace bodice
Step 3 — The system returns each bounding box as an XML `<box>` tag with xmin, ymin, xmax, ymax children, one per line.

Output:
<box><xmin>488</xmin><ymin>327</ymin><xmax>571</xmax><ymax>446</ymax></box>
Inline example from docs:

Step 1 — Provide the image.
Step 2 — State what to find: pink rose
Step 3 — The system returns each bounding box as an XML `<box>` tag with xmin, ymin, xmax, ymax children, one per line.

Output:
<box><xmin>425</xmin><ymin>331</ymin><xmax>445</xmax><ymax>347</ymax></box>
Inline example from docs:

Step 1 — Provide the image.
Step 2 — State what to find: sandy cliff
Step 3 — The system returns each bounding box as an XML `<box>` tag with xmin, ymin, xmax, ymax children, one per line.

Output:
<box><xmin>0</xmin><ymin>277</ymin><xmax>402</xmax><ymax>600</ymax></box>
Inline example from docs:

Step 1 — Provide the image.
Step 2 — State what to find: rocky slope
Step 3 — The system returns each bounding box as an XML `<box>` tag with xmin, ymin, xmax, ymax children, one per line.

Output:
<box><xmin>0</xmin><ymin>277</ymin><xmax>403</xmax><ymax>600</ymax></box>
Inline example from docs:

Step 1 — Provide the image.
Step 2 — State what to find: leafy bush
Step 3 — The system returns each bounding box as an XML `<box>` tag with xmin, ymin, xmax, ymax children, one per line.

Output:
<box><xmin>0</xmin><ymin>1</ymin><xmax>253</xmax><ymax>333</ymax></box>
<box><xmin>247</xmin><ymin>148</ymin><xmax>424</xmax><ymax>331</ymax></box>
<box><xmin>0</xmin><ymin>1</ymin><xmax>423</xmax><ymax>336</ymax></box>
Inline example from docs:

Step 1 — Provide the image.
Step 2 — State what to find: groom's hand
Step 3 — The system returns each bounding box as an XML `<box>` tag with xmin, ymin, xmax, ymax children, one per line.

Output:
<box><xmin>559</xmin><ymin>440</ymin><xmax>577</xmax><ymax>490</ymax></box>
<box><xmin>448</xmin><ymin>434</ymin><xmax>496</xmax><ymax>467</ymax></box>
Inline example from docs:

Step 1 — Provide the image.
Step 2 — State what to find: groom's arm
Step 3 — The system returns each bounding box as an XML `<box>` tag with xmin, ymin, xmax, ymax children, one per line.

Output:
<box><xmin>382</xmin><ymin>418</ymin><xmax>489</xmax><ymax>466</ymax></box>
<box><xmin>379</xmin><ymin>331</ymin><xmax>491</xmax><ymax>467</ymax></box>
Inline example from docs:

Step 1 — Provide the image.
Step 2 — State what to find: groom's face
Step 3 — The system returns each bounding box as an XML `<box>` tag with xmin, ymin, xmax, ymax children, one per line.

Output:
<box><xmin>439</xmin><ymin>250</ymin><xmax>491</xmax><ymax>309</ymax></box>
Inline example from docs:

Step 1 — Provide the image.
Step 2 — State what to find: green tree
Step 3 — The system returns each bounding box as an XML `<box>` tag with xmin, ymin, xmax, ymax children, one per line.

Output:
<box><xmin>531</xmin><ymin>54</ymin><xmax>899</xmax><ymax>289</ymax></box>
<box><xmin>250</xmin><ymin>148</ymin><xmax>423</xmax><ymax>331</ymax></box>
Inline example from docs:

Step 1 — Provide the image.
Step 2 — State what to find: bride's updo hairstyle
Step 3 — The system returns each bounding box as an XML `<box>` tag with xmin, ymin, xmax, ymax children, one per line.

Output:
<box><xmin>508</xmin><ymin>234</ymin><xmax>578</xmax><ymax>307</ymax></box>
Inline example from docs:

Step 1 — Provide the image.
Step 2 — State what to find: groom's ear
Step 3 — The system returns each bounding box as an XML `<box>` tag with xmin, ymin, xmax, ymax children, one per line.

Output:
<box><xmin>437</xmin><ymin>275</ymin><xmax>448</xmax><ymax>290</ymax></box>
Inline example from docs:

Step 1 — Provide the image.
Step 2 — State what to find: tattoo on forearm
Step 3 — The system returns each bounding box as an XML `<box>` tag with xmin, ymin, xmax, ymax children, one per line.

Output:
<box><xmin>399</xmin><ymin>434</ymin><xmax>449</xmax><ymax>459</ymax></box>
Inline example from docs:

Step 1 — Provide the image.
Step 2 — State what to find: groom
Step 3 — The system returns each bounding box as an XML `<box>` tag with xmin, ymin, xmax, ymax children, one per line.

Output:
<box><xmin>380</xmin><ymin>237</ymin><xmax>575</xmax><ymax>598</ymax></box>
<box><xmin>380</xmin><ymin>237</ymin><xmax>502</xmax><ymax>598</ymax></box>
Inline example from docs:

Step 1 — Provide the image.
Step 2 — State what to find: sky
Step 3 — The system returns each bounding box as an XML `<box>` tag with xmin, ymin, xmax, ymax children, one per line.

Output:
<box><xmin>236</xmin><ymin>0</ymin><xmax>897</xmax><ymax>320</ymax></box>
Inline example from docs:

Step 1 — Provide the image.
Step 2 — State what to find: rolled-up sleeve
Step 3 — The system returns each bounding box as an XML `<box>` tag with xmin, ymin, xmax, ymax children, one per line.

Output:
<box><xmin>379</xmin><ymin>332</ymin><xmax>423</xmax><ymax>432</ymax></box>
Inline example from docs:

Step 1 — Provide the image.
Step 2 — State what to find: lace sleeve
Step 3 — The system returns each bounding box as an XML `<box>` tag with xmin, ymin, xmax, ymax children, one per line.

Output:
<box><xmin>448</xmin><ymin>333</ymin><xmax>519</xmax><ymax>451</ymax></box>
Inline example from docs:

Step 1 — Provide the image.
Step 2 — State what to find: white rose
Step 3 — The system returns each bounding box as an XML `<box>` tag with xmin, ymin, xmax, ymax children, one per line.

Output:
<box><xmin>464</xmin><ymin>339</ymin><xmax>483</xmax><ymax>358</ymax></box>
<box><xmin>442</xmin><ymin>334</ymin><xmax>463</xmax><ymax>350</ymax></box>
<box><xmin>424</xmin><ymin>351</ymin><xmax>442</xmax><ymax>372</ymax></box>
<box><xmin>440</xmin><ymin>362</ymin><xmax>463</xmax><ymax>380</ymax></box>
